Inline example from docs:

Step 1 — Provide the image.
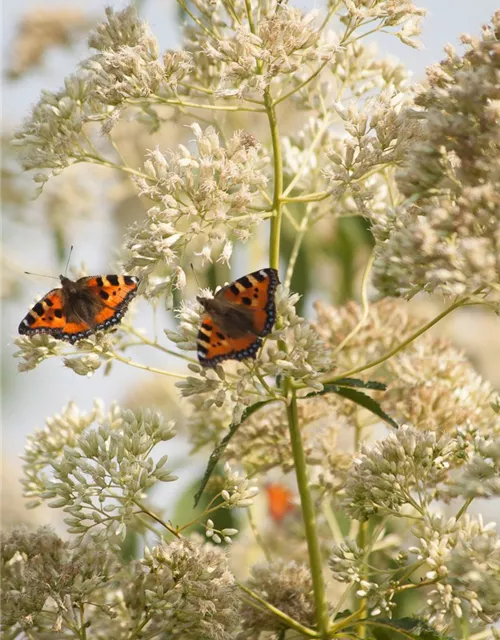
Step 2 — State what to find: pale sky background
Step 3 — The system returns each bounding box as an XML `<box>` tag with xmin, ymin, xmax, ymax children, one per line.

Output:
<box><xmin>2</xmin><ymin>0</ymin><xmax>500</xmax><ymax>521</ymax></box>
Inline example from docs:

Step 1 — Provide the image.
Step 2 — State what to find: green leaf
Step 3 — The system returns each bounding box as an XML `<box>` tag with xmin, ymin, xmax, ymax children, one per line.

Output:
<box><xmin>307</xmin><ymin>384</ymin><xmax>399</xmax><ymax>429</ymax></box>
<box><xmin>353</xmin><ymin>617</ymin><xmax>452</xmax><ymax>640</ymax></box>
<box><xmin>193</xmin><ymin>399</ymin><xmax>274</xmax><ymax>507</ymax></box>
<box><xmin>332</xmin><ymin>377</ymin><xmax>387</xmax><ymax>391</ymax></box>
<box><xmin>173</xmin><ymin>469</ymin><xmax>239</xmax><ymax>542</ymax></box>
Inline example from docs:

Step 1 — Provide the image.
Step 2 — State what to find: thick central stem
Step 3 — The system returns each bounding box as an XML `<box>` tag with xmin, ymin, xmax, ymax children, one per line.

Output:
<box><xmin>265</xmin><ymin>89</ymin><xmax>283</xmax><ymax>271</ymax></box>
<box><xmin>286</xmin><ymin>389</ymin><xmax>330</xmax><ymax>637</ymax></box>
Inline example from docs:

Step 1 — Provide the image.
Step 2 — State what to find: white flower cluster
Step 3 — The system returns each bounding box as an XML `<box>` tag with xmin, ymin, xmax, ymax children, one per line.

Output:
<box><xmin>12</xmin><ymin>73</ymin><xmax>97</xmax><ymax>179</ymax></box>
<box><xmin>84</xmin><ymin>6</ymin><xmax>163</xmax><ymax>106</ymax></box>
<box><xmin>185</xmin><ymin>3</ymin><xmax>336</xmax><ymax>99</ymax></box>
<box><xmin>220</xmin><ymin>461</ymin><xmax>259</xmax><ymax>508</ymax></box>
<box><xmin>12</xmin><ymin>6</ymin><xmax>177</xmax><ymax>183</ymax></box>
<box><xmin>322</xmin><ymin>89</ymin><xmax>420</xmax><ymax>219</ymax></box>
<box><xmin>125</xmin><ymin>125</ymin><xmax>269</xmax><ymax>290</ymax></box>
<box><xmin>334</xmin><ymin>0</ymin><xmax>425</xmax><ymax>49</ymax></box>
<box><xmin>139</xmin><ymin>537</ymin><xmax>239</xmax><ymax>639</ymax></box>
<box><xmin>448</xmin><ymin>435</ymin><xmax>500</xmax><ymax>499</ymax></box>
<box><xmin>343</xmin><ymin>426</ymin><xmax>457</xmax><ymax>520</ymax></box>
<box><xmin>373</xmin><ymin>13</ymin><xmax>500</xmax><ymax>299</ymax></box>
<box><xmin>411</xmin><ymin>513</ymin><xmax>500</xmax><ymax>626</ymax></box>
<box><xmin>14</xmin><ymin>334</ymin><xmax>63</xmax><ymax>372</ymax></box>
<box><xmin>205</xmin><ymin>519</ymin><xmax>238</xmax><ymax>544</ymax></box>
<box><xmin>22</xmin><ymin>402</ymin><xmax>176</xmax><ymax>548</ymax></box>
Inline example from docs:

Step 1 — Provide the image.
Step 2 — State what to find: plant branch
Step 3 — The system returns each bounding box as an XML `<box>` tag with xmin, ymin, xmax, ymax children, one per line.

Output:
<box><xmin>126</xmin><ymin>96</ymin><xmax>265</xmax><ymax>113</ymax></box>
<box><xmin>286</xmin><ymin>387</ymin><xmax>329</xmax><ymax>637</ymax></box>
<box><xmin>133</xmin><ymin>499</ymin><xmax>180</xmax><ymax>538</ymax></box>
<box><xmin>285</xmin><ymin>212</ymin><xmax>309</xmax><ymax>288</ymax></box>
<box><xmin>265</xmin><ymin>87</ymin><xmax>284</xmax><ymax>271</ymax></box>
<box><xmin>283</xmin><ymin>115</ymin><xmax>332</xmax><ymax>198</ymax></box>
<box><xmin>238</xmin><ymin>583</ymin><xmax>319</xmax><ymax>638</ymax></box>
<box><xmin>332</xmin><ymin>251</ymin><xmax>374</xmax><ymax>356</ymax></box>
<box><xmin>109</xmin><ymin>351</ymin><xmax>190</xmax><ymax>379</ymax></box>
<box><xmin>282</xmin><ymin>191</ymin><xmax>330</xmax><ymax>203</ymax></box>
<box><xmin>324</xmin><ymin>292</ymin><xmax>479</xmax><ymax>384</ymax></box>
<box><xmin>275</xmin><ymin>58</ymin><xmax>332</xmax><ymax>106</ymax></box>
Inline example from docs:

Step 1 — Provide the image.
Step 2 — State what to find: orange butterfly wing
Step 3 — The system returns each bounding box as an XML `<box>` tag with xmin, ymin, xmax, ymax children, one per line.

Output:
<box><xmin>18</xmin><ymin>275</ymin><xmax>139</xmax><ymax>344</ymax></box>
<box><xmin>197</xmin><ymin>268</ymin><xmax>279</xmax><ymax>367</ymax></box>
<box><xmin>197</xmin><ymin>314</ymin><xmax>262</xmax><ymax>367</ymax></box>
<box><xmin>18</xmin><ymin>289</ymin><xmax>92</xmax><ymax>343</ymax></box>
<box><xmin>219</xmin><ymin>268</ymin><xmax>279</xmax><ymax>336</ymax></box>
<box><xmin>82</xmin><ymin>275</ymin><xmax>139</xmax><ymax>329</ymax></box>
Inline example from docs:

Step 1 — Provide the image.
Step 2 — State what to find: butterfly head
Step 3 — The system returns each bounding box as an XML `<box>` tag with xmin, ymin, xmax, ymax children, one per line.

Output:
<box><xmin>196</xmin><ymin>294</ymin><xmax>209</xmax><ymax>309</ymax></box>
<box><xmin>59</xmin><ymin>275</ymin><xmax>77</xmax><ymax>290</ymax></box>
<box><xmin>196</xmin><ymin>295</ymin><xmax>222</xmax><ymax>314</ymax></box>
<box><xmin>196</xmin><ymin>294</ymin><xmax>233</xmax><ymax>320</ymax></box>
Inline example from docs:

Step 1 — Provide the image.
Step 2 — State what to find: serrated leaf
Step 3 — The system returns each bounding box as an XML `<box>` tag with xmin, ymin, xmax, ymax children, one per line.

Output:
<box><xmin>193</xmin><ymin>399</ymin><xmax>274</xmax><ymax>507</ymax></box>
<box><xmin>307</xmin><ymin>384</ymin><xmax>398</xmax><ymax>429</ymax></box>
<box><xmin>352</xmin><ymin>617</ymin><xmax>452</xmax><ymax>640</ymax></box>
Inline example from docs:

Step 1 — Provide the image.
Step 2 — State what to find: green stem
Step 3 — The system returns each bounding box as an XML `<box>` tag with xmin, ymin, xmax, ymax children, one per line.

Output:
<box><xmin>80</xmin><ymin>155</ymin><xmax>151</xmax><ymax>181</ymax></box>
<box><xmin>456</xmin><ymin>496</ymin><xmax>474</xmax><ymax>520</ymax></box>
<box><xmin>81</xmin><ymin>604</ymin><xmax>88</xmax><ymax>640</ymax></box>
<box><xmin>238</xmin><ymin>583</ymin><xmax>319</xmax><ymax>638</ymax></box>
<box><xmin>126</xmin><ymin>95</ymin><xmax>265</xmax><ymax>113</ymax></box>
<box><xmin>109</xmin><ymin>351</ymin><xmax>190</xmax><ymax>379</ymax></box>
<box><xmin>285</xmin><ymin>213</ymin><xmax>309</xmax><ymax>288</ymax></box>
<box><xmin>275</xmin><ymin>58</ymin><xmax>331</xmax><ymax>106</ymax></box>
<box><xmin>355</xmin><ymin>412</ymin><xmax>368</xmax><ymax>637</ymax></box>
<box><xmin>324</xmin><ymin>294</ymin><xmax>474</xmax><ymax>383</ymax></box>
<box><xmin>332</xmin><ymin>252</ymin><xmax>374</xmax><ymax>357</ymax></box>
<box><xmin>133</xmin><ymin>499</ymin><xmax>180</xmax><ymax>538</ymax></box>
<box><xmin>244</xmin><ymin>0</ymin><xmax>256</xmax><ymax>33</ymax></box>
<box><xmin>282</xmin><ymin>191</ymin><xmax>330</xmax><ymax>203</ymax></box>
<box><xmin>286</xmin><ymin>388</ymin><xmax>329</xmax><ymax>637</ymax></box>
<box><xmin>330</xmin><ymin>606</ymin><xmax>364</xmax><ymax>634</ymax></box>
<box><xmin>265</xmin><ymin>88</ymin><xmax>283</xmax><ymax>271</ymax></box>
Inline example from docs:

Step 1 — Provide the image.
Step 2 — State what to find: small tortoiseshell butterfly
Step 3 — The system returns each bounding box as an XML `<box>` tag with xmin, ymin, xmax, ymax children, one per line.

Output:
<box><xmin>265</xmin><ymin>483</ymin><xmax>296</xmax><ymax>523</ymax></box>
<box><xmin>196</xmin><ymin>268</ymin><xmax>279</xmax><ymax>367</ymax></box>
<box><xmin>18</xmin><ymin>275</ymin><xmax>139</xmax><ymax>344</ymax></box>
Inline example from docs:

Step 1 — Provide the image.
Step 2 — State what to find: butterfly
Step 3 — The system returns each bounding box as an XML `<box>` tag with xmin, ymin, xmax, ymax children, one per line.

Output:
<box><xmin>196</xmin><ymin>268</ymin><xmax>279</xmax><ymax>367</ymax></box>
<box><xmin>265</xmin><ymin>483</ymin><xmax>296</xmax><ymax>523</ymax></box>
<box><xmin>18</xmin><ymin>274</ymin><xmax>140</xmax><ymax>344</ymax></box>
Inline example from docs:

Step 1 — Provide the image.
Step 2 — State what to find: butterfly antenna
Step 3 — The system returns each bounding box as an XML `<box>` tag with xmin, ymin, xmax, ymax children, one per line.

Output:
<box><xmin>190</xmin><ymin>263</ymin><xmax>201</xmax><ymax>288</ymax></box>
<box><xmin>24</xmin><ymin>271</ymin><xmax>59</xmax><ymax>281</ymax></box>
<box><xmin>64</xmin><ymin>245</ymin><xmax>74</xmax><ymax>277</ymax></box>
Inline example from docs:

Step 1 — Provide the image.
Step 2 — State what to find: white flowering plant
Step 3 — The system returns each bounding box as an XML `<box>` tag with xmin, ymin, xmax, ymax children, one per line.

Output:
<box><xmin>4</xmin><ymin>2</ymin><xmax>500</xmax><ymax>639</ymax></box>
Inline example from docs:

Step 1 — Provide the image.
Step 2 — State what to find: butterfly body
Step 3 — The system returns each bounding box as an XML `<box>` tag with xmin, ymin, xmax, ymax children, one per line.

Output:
<box><xmin>196</xmin><ymin>268</ymin><xmax>279</xmax><ymax>367</ymax></box>
<box><xmin>19</xmin><ymin>274</ymin><xmax>139</xmax><ymax>344</ymax></box>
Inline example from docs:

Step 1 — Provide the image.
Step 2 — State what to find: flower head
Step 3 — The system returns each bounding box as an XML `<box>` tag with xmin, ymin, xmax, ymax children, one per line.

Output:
<box><xmin>84</xmin><ymin>6</ymin><xmax>163</xmax><ymax>105</ymax></box>
<box><xmin>137</xmin><ymin>537</ymin><xmax>239</xmax><ymax>639</ymax></box>
<box><xmin>125</xmin><ymin>126</ymin><xmax>269</xmax><ymax>290</ymax></box>
<box><xmin>1</xmin><ymin>526</ymin><xmax>118</xmax><ymax>632</ymax></box>
<box><xmin>412</xmin><ymin>513</ymin><xmax>500</xmax><ymax>626</ymax></box>
<box><xmin>22</xmin><ymin>403</ymin><xmax>176</xmax><ymax>546</ymax></box>
<box><xmin>344</xmin><ymin>426</ymin><xmax>457</xmax><ymax>520</ymax></box>
<box><xmin>373</xmin><ymin>13</ymin><xmax>500</xmax><ymax>299</ymax></box>
<box><xmin>239</xmin><ymin>561</ymin><xmax>315</xmax><ymax>637</ymax></box>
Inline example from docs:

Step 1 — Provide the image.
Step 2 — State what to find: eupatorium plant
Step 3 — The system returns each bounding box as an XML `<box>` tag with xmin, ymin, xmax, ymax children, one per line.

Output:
<box><xmin>4</xmin><ymin>2</ymin><xmax>500</xmax><ymax>639</ymax></box>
